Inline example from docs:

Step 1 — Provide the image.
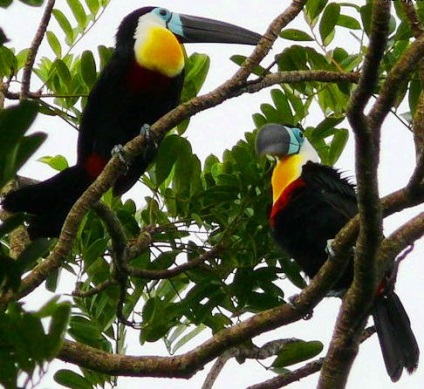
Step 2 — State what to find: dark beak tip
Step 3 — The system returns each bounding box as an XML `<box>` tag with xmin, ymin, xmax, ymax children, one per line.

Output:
<box><xmin>179</xmin><ymin>14</ymin><xmax>261</xmax><ymax>45</ymax></box>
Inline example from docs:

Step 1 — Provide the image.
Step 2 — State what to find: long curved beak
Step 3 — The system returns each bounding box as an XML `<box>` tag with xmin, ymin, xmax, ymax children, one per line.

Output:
<box><xmin>168</xmin><ymin>13</ymin><xmax>261</xmax><ymax>45</ymax></box>
<box><xmin>256</xmin><ymin>124</ymin><xmax>303</xmax><ymax>157</ymax></box>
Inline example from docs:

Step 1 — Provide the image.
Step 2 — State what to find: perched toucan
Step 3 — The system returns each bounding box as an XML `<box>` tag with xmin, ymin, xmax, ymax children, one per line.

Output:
<box><xmin>256</xmin><ymin>123</ymin><xmax>419</xmax><ymax>382</ymax></box>
<box><xmin>2</xmin><ymin>7</ymin><xmax>261</xmax><ymax>239</ymax></box>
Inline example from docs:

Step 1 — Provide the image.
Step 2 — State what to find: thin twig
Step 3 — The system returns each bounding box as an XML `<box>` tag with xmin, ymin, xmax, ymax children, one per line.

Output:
<box><xmin>20</xmin><ymin>0</ymin><xmax>56</xmax><ymax>99</ymax></box>
<box><xmin>72</xmin><ymin>280</ymin><xmax>118</xmax><ymax>297</ymax></box>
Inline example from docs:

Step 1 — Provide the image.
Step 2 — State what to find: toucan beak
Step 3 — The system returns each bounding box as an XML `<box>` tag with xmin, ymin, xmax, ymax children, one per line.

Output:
<box><xmin>169</xmin><ymin>13</ymin><xmax>261</xmax><ymax>45</ymax></box>
<box><xmin>256</xmin><ymin>124</ymin><xmax>303</xmax><ymax>157</ymax></box>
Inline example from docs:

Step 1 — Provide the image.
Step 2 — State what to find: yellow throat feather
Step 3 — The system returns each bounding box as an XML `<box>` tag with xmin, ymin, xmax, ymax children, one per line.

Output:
<box><xmin>134</xmin><ymin>25</ymin><xmax>184</xmax><ymax>78</ymax></box>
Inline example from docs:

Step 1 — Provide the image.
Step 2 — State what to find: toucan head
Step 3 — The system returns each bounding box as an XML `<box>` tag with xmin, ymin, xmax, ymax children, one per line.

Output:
<box><xmin>256</xmin><ymin>123</ymin><xmax>305</xmax><ymax>158</ymax></box>
<box><xmin>256</xmin><ymin>123</ymin><xmax>319</xmax><ymax>203</ymax></box>
<box><xmin>116</xmin><ymin>7</ymin><xmax>261</xmax><ymax>78</ymax></box>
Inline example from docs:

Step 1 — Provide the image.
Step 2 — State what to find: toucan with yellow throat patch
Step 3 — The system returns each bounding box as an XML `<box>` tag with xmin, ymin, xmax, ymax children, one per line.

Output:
<box><xmin>256</xmin><ymin>123</ymin><xmax>419</xmax><ymax>382</ymax></box>
<box><xmin>2</xmin><ymin>7</ymin><xmax>261</xmax><ymax>239</ymax></box>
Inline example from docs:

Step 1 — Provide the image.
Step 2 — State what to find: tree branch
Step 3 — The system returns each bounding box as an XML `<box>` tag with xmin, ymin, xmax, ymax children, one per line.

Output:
<box><xmin>319</xmin><ymin>3</ymin><xmax>392</xmax><ymax>388</ymax></box>
<box><xmin>401</xmin><ymin>1</ymin><xmax>424</xmax><ymax>39</ymax></box>
<box><xmin>378</xmin><ymin>212</ymin><xmax>424</xmax><ymax>274</ymax></box>
<box><xmin>202</xmin><ymin>339</ymin><xmax>298</xmax><ymax>389</ymax></box>
<box><xmin>20</xmin><ymin>0</ymin><xmax>56</xmax><ymax>99</ymax></box>
<box><xmin>246</xmin><ymin>327</ymin><xmax>377</xmax><ymax>389</ymax></box>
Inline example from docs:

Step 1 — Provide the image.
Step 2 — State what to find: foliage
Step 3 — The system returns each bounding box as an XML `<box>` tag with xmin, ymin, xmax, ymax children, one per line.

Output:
<box><xmin>0</xmin><ymin>1</ymin><xmax>423</xmax><ymax>388</ymax></box>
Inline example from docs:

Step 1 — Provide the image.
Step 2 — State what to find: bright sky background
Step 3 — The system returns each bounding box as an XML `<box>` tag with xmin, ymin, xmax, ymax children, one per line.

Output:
<box><xmin>0</xmin><ymin>0</ymin><xmax>423</xmax><ymax>388</ymax></box>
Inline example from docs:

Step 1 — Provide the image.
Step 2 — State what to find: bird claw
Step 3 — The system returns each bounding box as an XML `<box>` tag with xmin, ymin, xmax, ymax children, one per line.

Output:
<box><xmin>140</xmin><ymin>123</ymin><xmax>157</xmax><ymax>147</ymax></box>
<box><xmin>287</xmin><ymin>294</ymin><xmax>313</xmax><ymax>320</ymax></box>
<box><xmin>326</xmin><ymin>239</ymin><xmax>335</xmax><ymax>257</ymax></box>
<box><xmin>326</xmin><ymin>238</ymin><xmax>356</xmax><ymax>259</ymax></box>
<box><xmin>111</xmin><ymin>145</ymin><xmax>129</xmax><ymax>171</ymax></box>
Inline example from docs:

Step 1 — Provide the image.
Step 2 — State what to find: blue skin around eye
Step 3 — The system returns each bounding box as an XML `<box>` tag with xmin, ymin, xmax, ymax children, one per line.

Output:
<box><xmin>152</xmin><ymin>8</ymin><xmax>184</xmax><ymax>37</ymax></box>
<box><xmin>287</xmin><ymin>127</ymin><xmax>304</xmax><ymax>155</ymax></box>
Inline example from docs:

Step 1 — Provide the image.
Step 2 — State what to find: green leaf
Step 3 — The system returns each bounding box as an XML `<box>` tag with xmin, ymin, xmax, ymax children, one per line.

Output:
<box><xmin>271</xmin><ymin>89</ymin><xmax>294</xmax><ymax>124</ymax></box>
<box><xmin>38</xmin><ymin>154</ymin><xmax>69</xmax><ymax>171</ymax></box>
<box><xmin>46</xmin><ymin>303</ymin><xmax>71</xmax><ymax>357</ymax></box>
<box><xmin>328</xmin><ymin>128</ymin><xmax>349</xmax><ymax>165</ymax></box>
<box><xmin>154</xmin><ymin>135</ymin><xmax>181</xmax><ymax>186</ymax></box>
<box><xmin>46</xmin><ymin>31</ymin><xmax>62</xmax><ymax>57</ymax></box>
<box><xmin>319</xmin><ymin>3</ymin><xmax>340</xmax><ymax>46</ymax></box>
<box><xmin>231</xmin><ymin>54</ymin><xmax>267</xmax><ymax>77</ymax></box>
<box><xmin>0</xmin><ymin>101</ymin><xmax>44</xmax><ymax>188</ymax></box>
<box><xmin>360</xmin><ymin>4</ymin><xmax>373</xmax><ymax>36</ymax></box>
<box><xmin>52</xmin><ymin>9</ymin><xmax>74</xmax><ymax>44</ymax></box>
<box><xmin>19</xmin><ymin>0</ymin><xmax>44</xmax><ymax>5</ymax></box>
<box><xmin>305</xmin><ymin>0</ymin><xmax>328</xmax><ymax>27</ymax></box>
<box><xmin>80</xmin><ymin>50</ymin><xmax>97</xmax><ymax>88</ymax></box>
<box><xmin>280</xmin><ymin>29</ymin><xmax>314</xmax><ymax>41</ymax></box>
<box><xmin>53</xmin><ymin>59</ymin><xmax>72</xmax><ymax>89</ymax></box>
<box><xmin>85</xmin><ymin>0</ymin><xmax>100</xmax><ymax>15</ymax></box>
<box><xmin>0</xmin><ymin>46</ymin><xmax>16</xmax><ymax>77</ymax></box>
<box><xmin>337</xmin><ymin>14</ymin><xmax>361</xmax><ymax>30</ymax></box>
<box><xmin>272</xmin><ymin>340</ymin><xmax>323</xmax><ymax>368</ymax></box>
<box><xmin>0</xmin><ymin>0</ymin><xmax>13</xmax><ymax>8</ymax></box>
<box><xmin>171</xmin><ymin>324</ymin><xmax>206</xmax><ymax>353</ymax></box>
<box><xmin>97</xmin><ymin>45</ymin><xmax>113</xmax><ymax>70</ymax></box>
<box><xmin>54</xmin><ymin>369</ymin><xmax>93</xmax><ymax>389</ymax></box>
<box><xmin>178</xmin><ymin>53</ymin><xmax>210</xmax><ymax>134</ymax></box>
<box><xmin>66</xmin><ymin>0</ymin><xmax>88</xmax><ymax>29</ymax></box>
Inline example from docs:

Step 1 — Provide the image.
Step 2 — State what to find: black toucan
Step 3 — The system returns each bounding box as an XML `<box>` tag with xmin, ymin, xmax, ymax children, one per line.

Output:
<box><xmin>256</xmin><ymin>123</ymin><xmax>419</xmax><ymax>382</ymax></box>
<box><xmin>2</xmin><ymin>7</ymin><xmax>261</xmax><ymax>239</ymax></box>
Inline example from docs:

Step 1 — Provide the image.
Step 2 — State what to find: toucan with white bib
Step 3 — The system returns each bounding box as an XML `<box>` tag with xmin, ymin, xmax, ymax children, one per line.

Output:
<box><xmin>2</xmin><ymin>7</ymin><xmax>261</xmax><ymax>238</ymax></box>
<box><xmin>256</xmin><ymin>123</ymin><xmax>419</xmax><ymax>382</ymax></box>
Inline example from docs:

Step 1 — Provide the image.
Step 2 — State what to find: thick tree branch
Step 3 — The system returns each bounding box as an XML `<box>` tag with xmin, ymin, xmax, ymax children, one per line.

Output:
<box><xmin>20</xmin><ymin>0</ymin><xmax>56</xmax><ymax>99</ymax></box>
<box><xmin>378</xmin><ymin>212</ymin><xmax>424</xmax><ymax>274</ymax></box>
<box><xmin>320</xmin><ymin>3</ymin><xmax>391</xmax><ymax>388</ymax></box>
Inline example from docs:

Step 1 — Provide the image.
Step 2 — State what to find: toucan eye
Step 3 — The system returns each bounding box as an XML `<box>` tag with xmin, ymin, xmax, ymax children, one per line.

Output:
<box><xmin>157</xmin><ymin>8</ymin><xmax>171</xmax><ymax>19</ymax></box>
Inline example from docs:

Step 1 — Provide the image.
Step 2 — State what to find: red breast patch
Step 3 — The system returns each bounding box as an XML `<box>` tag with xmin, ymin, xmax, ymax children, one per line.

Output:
<box><xmin>270</xmin><ymin>178</ymin><xmax>306</xmax><ymax>226</ymax></box>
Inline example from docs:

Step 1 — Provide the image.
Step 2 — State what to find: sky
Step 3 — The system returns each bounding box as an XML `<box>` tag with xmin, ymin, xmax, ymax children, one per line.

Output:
<box><xmin>0</xmin><ymin>1</ymin><xmax>423</xmax><ymax>388</ymax></box>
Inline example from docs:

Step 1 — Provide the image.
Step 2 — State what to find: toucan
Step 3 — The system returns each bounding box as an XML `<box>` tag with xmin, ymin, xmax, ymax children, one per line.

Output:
<box><xmin>2</xmin><ymin>7</ymin><xmax>261</xmax><ymax>239</ymax></box>
<box><xmin>256</xmin><ymin>123</ymin><xmax>419</xmax><ymax>382</ymax></box>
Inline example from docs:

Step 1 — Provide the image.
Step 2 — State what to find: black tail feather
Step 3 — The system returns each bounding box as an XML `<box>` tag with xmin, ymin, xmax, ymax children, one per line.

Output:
<box><xmin>373</xmin><ymin>291</ymin><xmax>419</xmax><ymax>382</ymax></box>
<box><xmin>2</xmin><ymin>166</ymin><xmax>93</xmax><ymax>239</ymax></box>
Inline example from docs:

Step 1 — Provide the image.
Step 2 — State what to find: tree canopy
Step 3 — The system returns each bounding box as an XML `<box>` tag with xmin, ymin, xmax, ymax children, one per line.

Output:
<box><xmin>0</xmin><ymin>1</ymin><xmax>423</xmax><ymax>388</ymax></box>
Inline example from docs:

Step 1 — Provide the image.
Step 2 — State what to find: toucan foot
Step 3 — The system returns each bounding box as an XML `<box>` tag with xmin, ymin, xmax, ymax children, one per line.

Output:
<box><xmin>326</xmin><ymin>239</ymin><xmax>355</xmax><ymax>259</ymax></box>
<box><xmin>287</xmin><ymin>294</ymin><xmax>313</xmax><ymax>320</ymax></box>
<box><xmin>140</xmin><ymin>123</ymin><xmax>158</xmax><ymax>149</ymax></box>
<box><xmin>111</xmin><ymin>145</ymin><xmax>129</xmax><ymax>171</ymax></box>
<box><xmin>326</xmin><ymin>239</ymin><xmax>335</xmax><ymax>257</ymax></box>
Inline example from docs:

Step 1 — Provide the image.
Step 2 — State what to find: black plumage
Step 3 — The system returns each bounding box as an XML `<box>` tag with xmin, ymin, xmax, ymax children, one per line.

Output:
<box><xmin>2</xmin><ymin>7</ymin><xmax>260</xmax><ymax>239</ymax></box>
<box><xmin>257</xmin><ymin>123</ymin><xmax>419</xmax><ymax>382</ymax></box>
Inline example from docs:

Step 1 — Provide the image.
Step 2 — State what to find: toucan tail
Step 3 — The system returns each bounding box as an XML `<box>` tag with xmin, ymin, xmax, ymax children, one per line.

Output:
<box><xmin>372</xmin><ymin>291</ymin><xmax>419</xmax><ymax>382</ymax></box>
<box><xmin>2</xmin><ymin>165</ymin><xmax>93</xmax><ymax>239</ymax></box>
